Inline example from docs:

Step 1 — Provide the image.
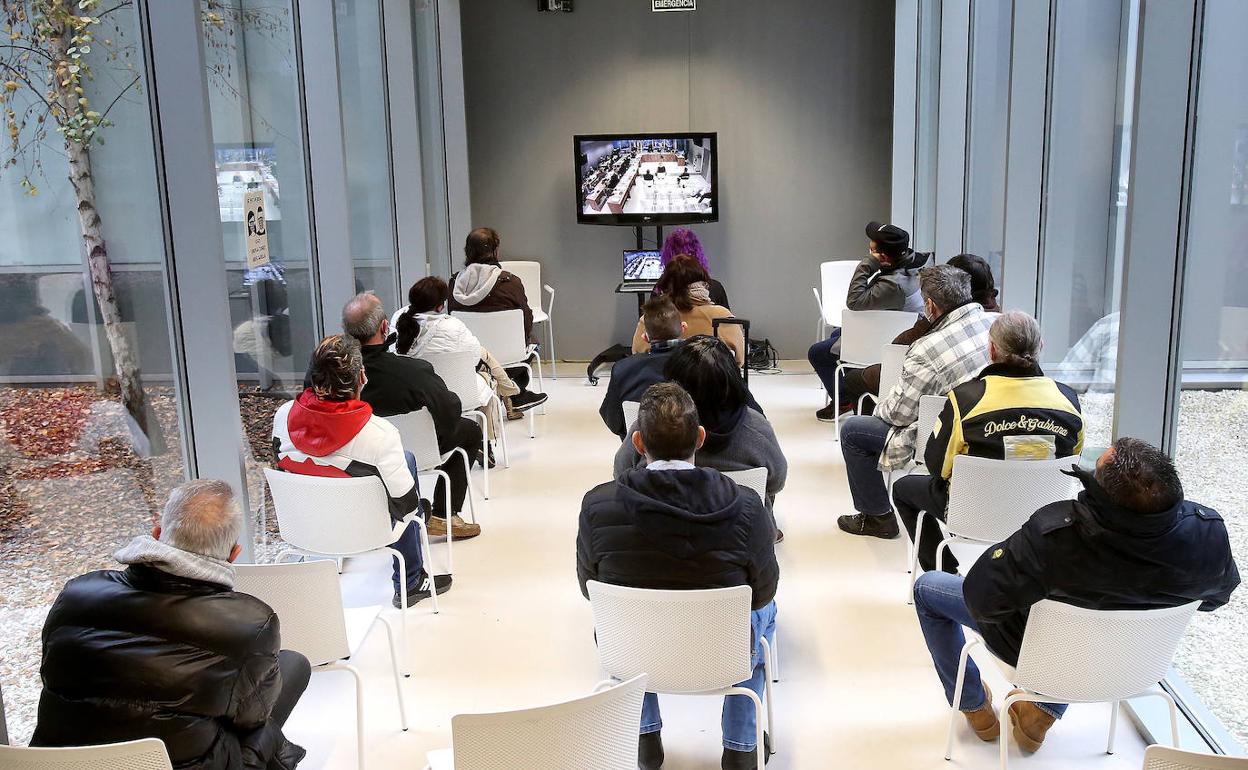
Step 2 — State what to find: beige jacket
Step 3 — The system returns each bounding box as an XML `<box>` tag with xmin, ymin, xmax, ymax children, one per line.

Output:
<box><xmin>632</xmin><ymin>302</ymin><xmax>745</xmax><ymax>366</ymax></box>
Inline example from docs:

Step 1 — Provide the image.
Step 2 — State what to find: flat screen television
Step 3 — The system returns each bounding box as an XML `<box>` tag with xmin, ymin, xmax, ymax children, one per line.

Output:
<box><xmin>574</xmin><ymin>132</ymin><xmax>718</xmax><ymax>226</ymax></box>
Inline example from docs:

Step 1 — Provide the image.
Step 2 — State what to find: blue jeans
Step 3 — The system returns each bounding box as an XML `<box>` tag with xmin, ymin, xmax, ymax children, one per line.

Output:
<box><xmin>839</xmin><ymin>415</ymin><xmax>893</xmax><ymax>516</ymax></box>
<box><xmin>807</xmin><ymin>329</ymin><xmax>843</xmax><ymax>398</ymax></box>
<box><xmin>391</xmin><ymin>451</ymin><xmax>425</xmax><ymax>594</ymax></box>
<box><xmin>640</xmin><ymin>601</ymin><xmax>777</xmax><ymax>751</ymax></box>
<box><xmin>913</xmin><ymin>572</ymin><xmax>1065</xmax><ymax>719</ymax></box>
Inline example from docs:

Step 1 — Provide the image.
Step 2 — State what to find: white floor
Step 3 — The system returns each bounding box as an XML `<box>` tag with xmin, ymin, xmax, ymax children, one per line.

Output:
<box><xmin>285</xmin><ymin>366</ymin><xmax>1150</xmax><ymax>769</ymax></box>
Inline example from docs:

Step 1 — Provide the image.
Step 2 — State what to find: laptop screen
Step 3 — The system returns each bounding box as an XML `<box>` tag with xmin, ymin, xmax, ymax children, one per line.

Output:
<box><xmin>623</xmin><ymin>249</ymin><xmax>663</xmax><ymax>282</ymax></box>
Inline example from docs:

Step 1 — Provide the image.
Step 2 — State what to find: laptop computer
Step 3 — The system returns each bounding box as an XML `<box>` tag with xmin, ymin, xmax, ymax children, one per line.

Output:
<box><xmin>621</xmin><ymin>249</ymin><xmax>663</xmax><ymax>291</ymax></box>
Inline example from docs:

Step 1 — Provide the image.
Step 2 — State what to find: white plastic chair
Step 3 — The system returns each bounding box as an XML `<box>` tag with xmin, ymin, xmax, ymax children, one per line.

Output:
<box><xmin>1143</xmin><ymin>746</ymin><xmax>1248</xmax><ymax>769</ymax></box>
<box><xmin>263</xmin><ymin>469</ymin><xmax>438</xmax><ymax>673</ymax></box>
<box><xmin>621</xmin><ymin>400</ymin><xmax>641</xmax><ymax>440</ymax></box>
<box><xmin>235</xmin><ymin>560</ymin><xmax>409</xmax><ymax>770</ymax></box>
<box><xmin>884</xmin><ymin>392</ymin><xmax>947</xmax><ymax>581</ymax></box>
<box><xmin>500</xmin><ymin>259</ymin><xmax>557</xmax><ymax>379</ymax></box>
<box><xmin>456</xmin><ymin>308</ymin><xmax>546</xmax><ymax>424</ymax></box>
<box><xmin>423</xmin><ymin>675</ymin><xmax>648</xmax><ymax>770</ymax></box>
<box><xmin>587</xmin><ymin>581</ymin><xmax>775</xmax><ymax>769</ymax></box>
<box><xmin>419</xmin><ymin>350</ymin><xmax>512</xmax><ymax>498</ymax></box>
<box><xmin>722</xmin><ymin>468</ymin><xmax>781</xmax><ymax>684</ymax></box>
<box><xmin>384</xmin><ymin>408</ymin><xmax>476</xmax><ymax>572</ymax></box>
<box><xmin>811</xmin><ymin>260</ymin><xmax>858</xmax><ymax>342</ymax></box>
<box><xmin>946</xmin><ymin>599</ymin><xmax>1201</xmax><ymax>769</ymax></box>
<box><xmin>0</xmin><ymin>739</ymin><xmax>173</xmax><ymax>770</ymax></box>
<box><xmin>912</xmin><ymin>393</ymin><xmax>948</xmax><ymax>468</ymax></box>
<box><xmin>832</xmin><ymin>309</ymin><xmax>917</xmax><ymax>436</ymax></box>
<box><xmin>859</xmin><ymin>343</ymin><xmax>908</xmax><ymax>413</ymax></box>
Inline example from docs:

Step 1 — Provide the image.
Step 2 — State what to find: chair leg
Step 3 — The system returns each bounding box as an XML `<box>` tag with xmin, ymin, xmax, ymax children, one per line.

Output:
<box><xmin>771</xmin><ymin>628</ymin><xmax>781</xmax><ymax>682</ymax></box>
<box><xmin>528</xmin><ymin>405</ymin><xmax>536</xmax><ymax>439</ymax></box>
<box><xmin>1141</xmin><ymin>689</ymin><xmax>1182</xmax><ymax>748</ymax></box>
<box><xmin>760</xmin><ymin>637</ymin><xmax>776</xmax><ymax>748</ymax></box>
<box><xmin>495</xmin><ymin>399</ymin><xmax>512</xmax><ymax>468</ymax></box>
<box><xmin>945</xmin><ymin>638</ymin><xmax>981</xmax><ymax>760</ymax></box>
<box><xmin>452</xmin><ymin>447</ymin><xmax>477</xmax><ymax>524</ymax></box>
<box><xmin>727</xmin><ymin>687</ymin><xmax>767</xmax><ymax>770</ymax></box>
<box><xmin>832</xmin><ymin>363</ymin><xmax>845</xmax><ymax>440</ymax></box>
<box><xmin>908</xmin><ymin>514</ymin><xmax>925</xmax><ymax>605</ymax></box>
<box><xmin>1106</xmin><ymin>699</ymin><xmax>1119</xmax><ymax>754</ymax></box>
<box><xmin>999</xmin><ymin>696</ymin><xmax>1015</xmax><ymax>770</ymax></box>
<box><xmin>547</xmin><ymin>316</ymin><xmax>557</xmax><ymax>380</ymax></box>
<box><xmin>476</xmin><ymin>410</ymin><xmax>491</xmax><ymax>499</ymax></box>
<box><xmin>378</xmin><ymin>616</ymin><xmax>410</xmax><ymax>731</ymax></box>
<box><xmin>387</xmin><ymin>546</ymin><xmax>412</xmax><ymax>677</ymax></box>
<box><xmin>415</xmin><ymin>518</ymin><xmax>439</xmax><ymax>615</ymax></box>
<box><xmin>435</xmin><ymin>469</ymin><xmax>453</xmax><ymax>574</ymax></box>
<box><xmin>326</xmin><ymin>664</ymin><xmax>367</xmax><ymax>770</ymax></box>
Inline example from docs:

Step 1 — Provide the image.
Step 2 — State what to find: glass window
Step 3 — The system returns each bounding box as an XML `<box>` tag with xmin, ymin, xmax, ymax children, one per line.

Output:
<box><xmin>201</xmin><ymin>0</ymin><xmax>319</xmax><ymax>554</ymax></box>
<box><xmin>1039</xmin><ymin>0</ymin><xmax>1136</xmax><ymax>456</ymax></box>
<box><xmin>0</xmin><ymin>4</ymin><xmax>186</xmax><ymax>742</ymax></box>
<box><xmin>414</xmin><ymin>0</ymin><xmax>453</xmax><ymax>276</ymax></box>
<box><xmin>337</xmin><ymin>0</ymin><xmax>399</xmax><ymax>309</ymax></box>
<box><xmin>912</xmin><ymin>0</ymin><xmax>941</xmax><ymax>252</ymax></box>
<box><xmin>1170</xmin><ymin>0</ymin><xmax>1248</xmax><ymax>749</ymax></box>
<box><xmin>963</xmin><ymin>0</ymin><xmax>1012</xmax><ymax>283</ymax></box>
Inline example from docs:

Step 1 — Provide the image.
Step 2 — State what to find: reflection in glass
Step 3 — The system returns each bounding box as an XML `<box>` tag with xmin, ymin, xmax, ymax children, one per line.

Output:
<box><xmin>963</xmin><ymin>0</ymin><xmax>1011</xmax><ymax>284</ymax></box>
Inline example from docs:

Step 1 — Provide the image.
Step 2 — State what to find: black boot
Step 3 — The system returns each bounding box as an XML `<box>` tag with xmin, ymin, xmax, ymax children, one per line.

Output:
<box><xmin>721</xmin><ymin>732</ymin><xmax>771</xmax><ymax>769</ymax></box>
<box><xmin>638</xmin><ymin>731</ymin><xmax>664</xmax><ymax>770</ymax></box>
<box><xmin>837</xmin><ymin>512</ymin><xmax>899</xmax><ymax>539</ymax></box>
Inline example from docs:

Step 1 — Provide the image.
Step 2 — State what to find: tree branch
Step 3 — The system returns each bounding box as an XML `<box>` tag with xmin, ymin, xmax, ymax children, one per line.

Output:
<box><xmin>0</xmin><ymin>61</ymin><xmax>57</xmax><ymax>117</ymax></box>
<box><xmin>99</xmin><ymin>73</ymin><xmax>140</xmax><ymax>120</ymax></box>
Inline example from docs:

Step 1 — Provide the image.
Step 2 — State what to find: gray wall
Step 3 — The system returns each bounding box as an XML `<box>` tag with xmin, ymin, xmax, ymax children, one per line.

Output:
<box><xmin>460</xmin><ymin>0</ymin><xmax>894</xmax><ymax>359</ymax></box>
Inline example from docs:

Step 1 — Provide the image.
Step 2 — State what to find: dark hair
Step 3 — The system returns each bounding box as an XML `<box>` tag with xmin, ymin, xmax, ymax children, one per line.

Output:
<box><xmin>395</xmin><ymin>276</ymin><xmax>449</xmax><ymax>355</ymax></box>
<box><xmin>642</xmin><ymin>294</ymin><xmax>683</xmax><ymax>343</ymax></box>
<box><xmin>637</xmin><ymin>382</ymin><xmax>700</xmax><ymax>461</ymax></box>
<box><xmin>464</xmin><ymin>227</ymin><xmax>501</xmax><ymax>266</ymax></box>
<box><xmin>654</xmin><ymin>253</ymin><xmax>711</xmax><ymax>312</ymax></box>
<box><xmin>309</xmin><ymin>334</ymin><xmax>363</xmax><ymax>401</ymax></box>
<box><xmin>1095</xmin><ymin>437</ymin><xmax>1184</xmax><ymax>513</ymax></box>
<box><xmin>947</xmin><ymin>253</ymin><xmax>999</xmax><ymax>311</ymax></box>
<box><xmin>663</xmin><ymin>335</ymin><xmax>747</xmax><ymax>421</ymax></box>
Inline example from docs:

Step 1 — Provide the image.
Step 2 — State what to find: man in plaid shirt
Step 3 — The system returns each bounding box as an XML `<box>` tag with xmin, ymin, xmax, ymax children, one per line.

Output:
<box><xmin>838</xmin><ymin>265</ymin><xmax>995</xmax><ymax>538</ymax></box>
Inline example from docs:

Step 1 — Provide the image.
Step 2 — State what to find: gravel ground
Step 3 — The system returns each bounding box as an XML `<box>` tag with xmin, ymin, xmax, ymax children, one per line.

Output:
<box><xmin>1</xmin><ymin>385</ymin><xmax>1244</xmax><ymax>747</ymax></box>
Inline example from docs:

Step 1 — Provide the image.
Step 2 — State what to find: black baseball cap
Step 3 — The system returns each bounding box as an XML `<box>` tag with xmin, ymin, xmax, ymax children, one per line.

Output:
<box><xmin>865</xmin><ymin>221</ymin><xmax>911</xmax><ymax>257</ymax></box>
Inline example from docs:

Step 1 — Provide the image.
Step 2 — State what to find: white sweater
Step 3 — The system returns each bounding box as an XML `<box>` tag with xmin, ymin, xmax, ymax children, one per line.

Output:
<box><xmin>390</xmin><ymin>308</ymin><xmax>481</xmax><ymax>358</ymax></box>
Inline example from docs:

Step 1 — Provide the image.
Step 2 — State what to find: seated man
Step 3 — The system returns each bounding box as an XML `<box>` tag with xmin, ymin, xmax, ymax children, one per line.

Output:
<box><xmin>600</xmin><ymin>295</ymin><xmax>687</xmax><ymax>439</ymax></box>
<box><xmin>809</xmin><ymin>221</ymin><xmax>933</xmax><ymax>422</ymax></box>
<box><xmin>340</xmin><ymin>291</ymin><xmax>482</xmax><ymax>540</ymax></box>
<box><xmin>915</xmin><ymin>438</ymin><xmax>1239</xmax><ymax>752</ymax></box>
<box><xmin>895</xmin><ymin>311</ymin><xmax>1084</xmax><ymax>573</ymax></box>
<box><xmin>32</xmin><ymin>480</ymin><xmax>310</xmax><ymax>769</ymax></box>
<box><xmin>579</xmin><ymin>382</ymin><xmax>779</xmax><ymax>770</ymax></box>
<box><xmin>281</xmin><ymin>334</ymin><xmax>451</xmax><ymax>607</ymax></box>
<box><xmin>838</xmin><ymin>265</ymin><xmax>994</xmax><ymax>539</ymax></box>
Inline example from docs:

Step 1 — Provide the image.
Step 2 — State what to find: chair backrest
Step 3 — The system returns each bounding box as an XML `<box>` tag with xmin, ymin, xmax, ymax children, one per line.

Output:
<box><xmin>422</xmin><ymin>349</ymin><xmax>488</xmax><ymax>411</ymax></box>
<box><xmin>456</xmin><ymin>309</ymin><xmax>528</xmax><ymax>365</ymax></box>
<box><xmin>586</xmin><ymin>581</ymin><xmax>754</xmax><ymax>693</ymax></box>
<box><xmin>0</xmin><ymin>739</ymin><xmax>173</xmax><ymax>770</ymax></box>
<box><xmin>449</xmin><ymin>675</ymin><xmax>648</xmax><ymax>770</ymax></box>
<box><xmin>384</xmin><ymin>408</ymin><xmax>443</xmax><ymax>472</ymax></box>
<box><xmin>1143</xmin><ymin>745</ymin><xmax>1248</xmax><ymax>770</ymax></box>
<box><xmin>876</xmin><ymin>343</ymin><xmax>909</xmax><ymax>403</ymax></box>
<box><xmin>819</xmin><ymin>260</ymin><xmax>858</xmax><ymax>327</ymax></box>
<box><xmin>1014</xmin><ymin>599</ymin><xmax>1200</xmax><ymax>703</ymax></box>
<box><xmin>839</xmin><ymin>309</ymin><xmax>917</xmax><ymax>366</ymax></box>
<box><xmin>498</xmin><ymin>260</ymin><xmax>543</xmax><ymax>313</ymax></box>
<box><xmin>912</xmin><ymin>394</ymin><xmax>948</xmax><ymax>467</ymax></box>
<box><xmin>621</xmin><ymin>401</ymin><xmax>641</xmax><ymax>435</ymax></box>
<box><xmin>945</xmin><ymin>456</ymin><xmax>1078</xmax><ymax>543</ymax></box>
<box><xmin>233</xmin><ymin>560</ymin><xmax>351</xmax><ymax>666</ymax></box>
<box><xmin>722</xmin><ymin>467</ymin><xmax>768</xmax><ymax>503</ymax></box>
<box><xmin>263</xmin><ymin>469</ymin><xmax>397</xmax><ymax>556</ymax></box>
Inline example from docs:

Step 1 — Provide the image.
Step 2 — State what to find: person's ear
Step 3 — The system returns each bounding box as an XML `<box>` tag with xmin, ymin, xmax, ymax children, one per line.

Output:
<box><xmin>695</xmin><ymin>425</ymin><xmax>707</xmax><ymax>452</ymax></box>
<box><xmin>631</xmin><ymin>430</ymin><xmax>646</xmax><ymax>457</ymax></box>
<box><xmin>642</xmin><ymin>331</ymin><xmax>651</xmax><ymax>344</ymax></box>
<box><xmin>988</xmin><ymin>339</ymin><xmax>997</xmax><ymax>362</ymax></box>
<box><xmin>151</xmin><ymin>525</ymin><xmax>161</xmax><ymax>541</ymax></box>
<box><xmin>680</xmin><ymin>321</ymin><xmax>688</xmax><ymax>333</ymax></box>
<box><xmin>228</xmin><ymin>543</ymin><xmax>242</xmax><ymax>563</ymax></box>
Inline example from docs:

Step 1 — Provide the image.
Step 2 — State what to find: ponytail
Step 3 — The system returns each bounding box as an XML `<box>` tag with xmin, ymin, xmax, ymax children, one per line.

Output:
<box><xmin>396</xmin><ymin>275</ymin><xmax>451</xmax><ymax>355</ymax></box>
<box><xmin>395</xmin><ymin>306</ymin><xmax>421</xmax><ymax>355</ymax></box>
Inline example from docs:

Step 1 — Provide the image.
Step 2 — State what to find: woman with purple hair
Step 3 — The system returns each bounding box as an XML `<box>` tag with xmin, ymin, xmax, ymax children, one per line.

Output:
<box><xmin>659</xmin><ymin>228</ymin><xmax>731</xmax><ymax>309</ymax></box>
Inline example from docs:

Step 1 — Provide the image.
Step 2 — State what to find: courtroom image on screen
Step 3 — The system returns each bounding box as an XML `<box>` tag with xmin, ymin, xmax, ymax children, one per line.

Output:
<box><xmin>578</xmin><ymin>136</ymin><xmax>714</xmax><ymax>219</ymax></box>
<box><xmin>623</xmin><ymin>250</ymin><xmax>663</xmax><ymax>281</ymax></box>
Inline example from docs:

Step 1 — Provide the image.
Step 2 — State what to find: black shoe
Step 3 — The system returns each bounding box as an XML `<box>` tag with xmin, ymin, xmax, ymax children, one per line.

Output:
<box><xmin>721</xmin><ymin>732</ymin><xmax>771</xmax><ymax>769</ymax></box>
<box><xmin>510</xmin><ymin>390</ymin><xmax>549</xmax><ymax>412</ymax></box>
<box><xmin>815</xmin><ymin>403</ymin><xmax>838</xmax><ymax>422</ymax></box>
<box><xmin>837</xmin><ymin>512</ymin><xmax>900</xmax><ymax>539</ymax></box>
<box><xmin>393</xmin><ymin>572</ymin><xmax>452</xmax><ymax>608</ymax></box>
<box><xmin>638</xmin><ymin>731</ymin><xmax>664</xmax><ymax>770</ymax></box>
<box><xmin>774</xmin><ymin>528</ymin><xmax>785</xmax><ymax>544</ymax></box>
<box><xmin>472</xmin><ymin>444</ymin><xmax>496</xmax><ymax>469</ymax></box>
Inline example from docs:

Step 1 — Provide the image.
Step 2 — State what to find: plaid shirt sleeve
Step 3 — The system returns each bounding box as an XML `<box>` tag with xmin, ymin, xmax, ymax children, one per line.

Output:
<box><xmin>875</xmin><ymin>348</ymin><xmax>934</xmax><ymax>430</ymax></box>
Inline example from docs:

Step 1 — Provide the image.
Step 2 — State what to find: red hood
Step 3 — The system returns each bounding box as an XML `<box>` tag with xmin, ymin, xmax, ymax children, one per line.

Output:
<box><xmin>287</xmin><ymin>389</ymin><xmax>373</xmax><ymax>456</ymax></box>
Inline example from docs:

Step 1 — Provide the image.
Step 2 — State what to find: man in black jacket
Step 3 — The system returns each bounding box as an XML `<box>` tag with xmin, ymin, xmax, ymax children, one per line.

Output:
<box><xmin>913</xmin><ymin>438</ymin><xmax>1239</xmax><ymax>753</ymax></box>
<box><xmin>578</xmin><ymin>382</ymin><xmax>779</xmax><ymax>770</ymax></box>
<box><xmin>32</xmin><ymin>480</ymin><xmax>310</xmax><ymax>769</ymax></box>
<box><xmin>338</xmin><ymin>291</ymin><xmax>482</xmax><ymax>540</ymax></box>
<box><xmin>599</xmin><ymin>295</ymin><xmax>686</xmax><ymax>438</ymax></box>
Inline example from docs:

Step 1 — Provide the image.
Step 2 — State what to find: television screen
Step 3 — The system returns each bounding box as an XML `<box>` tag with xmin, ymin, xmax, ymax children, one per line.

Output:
<box><xmin>622</xmin><ymin>249</ymin><xmax>663</xmax><ymax>282</ymax></box>
<box><xmin>574</xmin><ymin>133</ymin><xmax>718</xmax><ymax>226</ymax></box>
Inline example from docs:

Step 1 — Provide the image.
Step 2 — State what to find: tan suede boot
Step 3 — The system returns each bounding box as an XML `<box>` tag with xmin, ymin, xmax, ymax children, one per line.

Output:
<box><xmin>962</xmin><ymin>681</ymin><xmax>1000</xmax><ymax>741</ymax></box>
<box><xmin>1007</xmin><ymin>690</ymin><xmax>1057</xmax><ymax>753</ymax></box>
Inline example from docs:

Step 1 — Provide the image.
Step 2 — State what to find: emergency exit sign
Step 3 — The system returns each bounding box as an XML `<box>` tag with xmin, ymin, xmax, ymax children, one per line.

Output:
<box><xmin>653</xmin><ymin>0</ymin><xmax>695</xmax><ymax>11</ymax></box>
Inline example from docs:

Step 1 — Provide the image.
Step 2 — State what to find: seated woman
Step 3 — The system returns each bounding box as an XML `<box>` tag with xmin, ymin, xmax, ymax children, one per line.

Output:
<box><xmin>614</xmin><ymin>336</ymin><xmax>788</xmax><ymax>538</ymax></box>
<box><xmin>633</xmin><ymin>255</ymin><xmax>744</xmax><ymax>366</ymax></box>
<box><xmin>658</xmin><ymin>227</ymin><xmax>729</xmax><ymax>308</ymax></box>
<box><xmin>392</xmin><ymin>276</ymin><xmax>547</xmax><ymax>416</ymax></box>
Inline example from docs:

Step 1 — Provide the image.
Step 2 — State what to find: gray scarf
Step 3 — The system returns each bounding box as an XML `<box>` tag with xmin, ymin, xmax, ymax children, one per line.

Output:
<box><xmin>115</xmin><ymin>535</ymin><xmax>235</xmax><ymax>589</ymax></box>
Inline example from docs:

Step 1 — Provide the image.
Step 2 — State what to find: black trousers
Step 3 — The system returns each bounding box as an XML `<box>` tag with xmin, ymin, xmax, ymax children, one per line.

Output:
<box><xmin>504</xmin><ymin>365</ymin><xmax>530</xmax><ymax>392</ymax></box>
<box><xmin>892</xmin><ymin>474</ymin><xmax>959</xmax><ymax>574</ymax></box>
<box><xmin>435</xmin><ymin>416</ymin><xmax>482</xmax><ymax>517</ymax></box>
<box><xmin>272</xmin><ymin>650</ymin><xmax>312</xmax><ymax>727</ymax></box>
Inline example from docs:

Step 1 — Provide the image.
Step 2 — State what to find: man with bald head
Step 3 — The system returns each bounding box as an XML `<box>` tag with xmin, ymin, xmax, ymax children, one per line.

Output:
<box><xmin>326</xmin><ymin>291</ymin><xmax>484</xmax><ymax>541</ymax></box>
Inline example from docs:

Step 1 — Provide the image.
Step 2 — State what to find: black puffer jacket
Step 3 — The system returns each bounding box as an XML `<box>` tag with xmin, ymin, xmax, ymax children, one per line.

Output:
<box><xmin>32</xmin><ymin>565</ymin><xmax>302</xmax><ymax>770</ymax></box>
<box><xmin>576</xmin><ymin>466</ymin><xmax>779</xmax><ymax>609</ymax></box>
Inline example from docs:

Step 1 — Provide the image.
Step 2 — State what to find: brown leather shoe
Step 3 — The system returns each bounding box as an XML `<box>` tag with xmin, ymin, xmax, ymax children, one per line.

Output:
<box><xmin>427</xmin><ymin>514</ymin><xmax>482</xmax><ymax>540</ymax></box>
<box><xmin>963</xmin><ymin>681</ymin><xmax>1000</xmax><ymax>741</ymax></box>
<box><xmin>1007</xmin><ymin>690</ymin><xmax>1057</xmax><ymax>753</ymax></box>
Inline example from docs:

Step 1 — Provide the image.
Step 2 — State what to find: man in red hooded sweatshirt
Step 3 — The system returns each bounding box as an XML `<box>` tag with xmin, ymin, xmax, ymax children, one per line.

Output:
<box><xmin>272</xmin><ymin>334</ymin><xmax>451</xmax><ymax>607</ymax></box>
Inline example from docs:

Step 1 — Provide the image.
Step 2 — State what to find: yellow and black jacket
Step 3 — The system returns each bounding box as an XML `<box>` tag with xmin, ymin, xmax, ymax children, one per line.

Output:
<box><xmin>925</xmin><ymin>362</ymin><xmax>1084</xmax><ymax>485</ymax></box>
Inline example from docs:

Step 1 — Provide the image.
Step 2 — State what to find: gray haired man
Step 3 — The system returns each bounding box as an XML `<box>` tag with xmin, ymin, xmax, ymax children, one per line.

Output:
<box><xmin>32</xmin><ymin>480</ymin><xmax>310</xmax><ymax>769</ymax></box>
<box><xmin>838</xmin><ymin>265</ymin><xmax>995</xmax><ymax>539</ymax></box>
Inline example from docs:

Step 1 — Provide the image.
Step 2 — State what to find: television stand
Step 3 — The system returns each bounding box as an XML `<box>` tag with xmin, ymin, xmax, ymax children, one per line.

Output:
<box><xmin>586</xmin><ymin>225</ymin><xmax>663</xmax><ymax>385</ymax></box>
